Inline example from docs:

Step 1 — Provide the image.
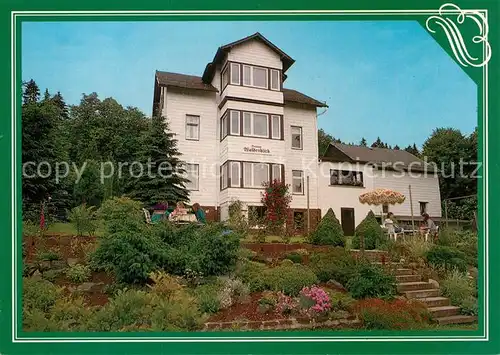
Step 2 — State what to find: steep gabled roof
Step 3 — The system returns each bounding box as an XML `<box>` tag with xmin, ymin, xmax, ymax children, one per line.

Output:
<box><xmin>155</xmin><ymin>71</ymin><xmax>218</xmax><ymax>92</ymax></box>
<box><xmin>155</xmin><ymin>71</ymin><xmax>326</xmax><ymax>107</ymax></box>
<box><xmin>202</xmin><ymin>32</ymin><xmax>295</xmax><ymax>83</ymax></box>
<box><xmin>283</xmin><ymin>88</ymin><xmax>328</xmax><ymax>108</ymax></box>
<box><xmin>321</xmin><ymin>142</ymin><xmax>437</xmax><ymax>173</ymax></box>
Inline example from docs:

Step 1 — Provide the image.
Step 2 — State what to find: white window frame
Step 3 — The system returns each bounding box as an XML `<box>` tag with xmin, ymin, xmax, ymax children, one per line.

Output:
<box><xmin>242</xmin><ymin>64</ymin><xmax>268</xmax><ymax>89</ymax></box>
<box><xmin>292</xmin><ymin>170</ymin><xmax>304</xmax><ymax>195</ymax></box>
<box><xmin>270</xmin><ymin>69</ymin><xmax>280</xmax><ymax>91</ymax></box>
<box><xmin>221</xmin><ymin>112</ymin><xmax>229</xmax><ymax>139</ymax></box>
<box><xmin>185</xmin><ymin>164</ymin><xmax>199</xmax><ymax>191</ymax></box>
<box><xmin>272</xmin><ymin>164</ymin><xmax>282</xmax><ymax>182</ymax></box>
<box><xmin>291</xmin><ymin>126</ymin><xmax>303</xmax><ymax>149</ymax></box>
<box><xmin>230</xmin><ymin>162</ymin><xmax>241</xmax><ymax>187</ymax></box>
<box><xmin>185</xmin><ymin>115</ymin><xmax>200</xmax><ymax>141</ymax></box>
<box><xmin>230</xmin><ymin>63</ymin><xmax>241</xmax><ymax>85</ymax></box>
<box><xmin>221</xmin><ymin>65</ymin><xmax>229</xmax><ymax>89</ymax></box>
<box><xmin>221</xmin><ymin>163</ymin><xmax>228</xmax><ymax>190</ymax></box>
<box><xmin>243</xmin><ymin>112</ymin><xmax>269</xmax><ymax>138</ymax></box>
<box><xmin>271</xmin><ymin>115</ymin><xmax>281</xmax><ymax>139</ymax></box>
<box><xmin>243</xmin><ymin>162</ymin><xmax>269</xmax><ymax>188</ymax></box>
<box><xmin>230</xmin><ymin>110</ymin><xmax>240</xmax><ymax>135</ymax></box>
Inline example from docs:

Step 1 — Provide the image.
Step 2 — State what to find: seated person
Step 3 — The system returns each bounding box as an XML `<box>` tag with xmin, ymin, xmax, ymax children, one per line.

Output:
<box><xmin>151</xmin><ymin>201</ymin><xmax>170</xmax><ymax>222</ymax></box>
<box><xmin>419</xmin><ymin>213</ymin><xmax>437</xmax><ymax>235</ymax></box>
<box><xmin>387</xmin><ymin>212</ymin><xmax>402</xmax><ymax>233</ymax></box>
<box><xmin>169</xmin><ymin>202</ymin><xmax>188</xmax><ymax>220</ymax></box>
<box><xmin>191</xmin><ymin>203</ymin><xmax>206</xmax><ymax>224</ymax></box>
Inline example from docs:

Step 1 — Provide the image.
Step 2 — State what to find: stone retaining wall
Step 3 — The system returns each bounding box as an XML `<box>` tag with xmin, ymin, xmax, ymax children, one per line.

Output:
<box><xmin>203</xmin><ymin>317</ymin><xmax>361</xmax><ymax>331</ymax></box>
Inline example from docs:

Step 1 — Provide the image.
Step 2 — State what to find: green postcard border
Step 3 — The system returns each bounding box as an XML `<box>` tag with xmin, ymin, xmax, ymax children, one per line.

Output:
<box><xmin>1</xmin><ymin>1</ymin><xmax>498</xmax><ymax>354</ymax></box>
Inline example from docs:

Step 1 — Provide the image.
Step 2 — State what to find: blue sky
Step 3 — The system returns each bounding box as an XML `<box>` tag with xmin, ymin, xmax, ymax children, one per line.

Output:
<box><xmin>22</xmin><ymin>21</ymin><xmax>477</xmax><ymax>148</ymax></box>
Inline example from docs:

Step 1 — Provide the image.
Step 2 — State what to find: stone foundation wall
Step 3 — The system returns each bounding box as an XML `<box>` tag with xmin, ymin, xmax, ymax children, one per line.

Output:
<box><xmin>203</xmin><ymin>317</ymin><xmax>360</xmax><ymax>331</ymax></box>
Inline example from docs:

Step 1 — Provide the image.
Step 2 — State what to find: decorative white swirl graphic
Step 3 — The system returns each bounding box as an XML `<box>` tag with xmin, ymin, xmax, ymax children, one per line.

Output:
<box><xmin>426</xmin><ymin>3</ymin><xmax>491</xmax><ymax>67</ymax></box>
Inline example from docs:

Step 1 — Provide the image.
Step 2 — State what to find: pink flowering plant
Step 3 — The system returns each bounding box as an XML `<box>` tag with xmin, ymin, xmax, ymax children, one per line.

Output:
<box><xmin>275</xmin><ymin>291</ymin><xmax>299</xmax><ymax>315</ymax></box>
<box><xmin>298</xmin><ymin>286</ymin><xmax>332</xmax><ymax>317</ymax></box>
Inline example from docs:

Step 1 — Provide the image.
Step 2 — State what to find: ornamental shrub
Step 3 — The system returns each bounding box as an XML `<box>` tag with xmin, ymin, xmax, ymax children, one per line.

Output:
<box><xmin>261</xmin><ymin>179</ymin><xmax>292</xmax><ymax>236</ymax></box>
<box><xmin>346</xmin><ymin>262</ymin><xmax>397</xmax><ymax>299</ymax></box>
<box><xmin>97</xmin><ymin>197</ymin><xmax>144</xmax><ymax>234</ymax></box>
<box><xmin>23</xmin><ymin>278</ymin><xmax>62</xmax><ymax>313</ymax></box>
<box><xmin>65</xmin><ymin>264</ymin><xmax>91</xmax><ymax>283</ymax></box>
<box><xmin>266</xmin><ymin>264</ymin><xmax>318</xmax><ymax>296</ymax></box>
<box><xmin>68</xmin><ymin>204</ymin><xmax>97</xmax><ymax>236</ymax></box>
<box><xmin>352</xmin><ymin>211</ymin><xmax>385</xmax><ymax>250</ymax></box>
<box><xmin>356</xmin><ymin>298</ymin><xmax>430</xmax><ymax>330</ymax></box>
<box><xmin>298</xmin><ymin>286</ymin><xmax>332</xmax><ymax>316</ymax></box>
<box><xmin>284</xmin><ymin>252</ymin><xmax>303</xmax><ymax>264</ymax></box>
<box><xmin>309</xmin><ymin>248</ymin><xmax>356</xmax><ymax>285</ymax></box>
<box><xmin>310</xmin><ymin>208</ymin><xmax>345</xmax><ymax>246</ymax></box>
<box><xmin>425</xmin><ymin>245</ymin><xmax>467</xmax><ymax>272</ymax></box>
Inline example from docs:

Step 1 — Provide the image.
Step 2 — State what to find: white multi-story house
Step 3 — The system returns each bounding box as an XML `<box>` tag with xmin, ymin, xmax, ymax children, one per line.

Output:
<box><xmin>318</xmin><ymin>142</ymin><xmax>442</xmax><ymax>235</ymax></box>
<box><xmin>153</xmin><ymin>32</ymin><xmax>326</xmax><ymax>229</ymax></box>
<box><xmin>152</xmin><ymin>32</ymin><xmax>442</xmax><ymax>234</ymax></box>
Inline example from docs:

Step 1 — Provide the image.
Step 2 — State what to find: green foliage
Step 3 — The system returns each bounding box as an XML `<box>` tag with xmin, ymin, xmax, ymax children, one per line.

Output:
<box><xmin>42</xmin><ymin>269</ymin><xmax>63</xmax><ymax>283</ymax></box>
<box><xmin>66</xmin><ymin>264</ymin><xmax>91</xmax><ymax>283</ymax></box>
<box><xmin>284</xmin><ymin>252</ymin><xmax>303</xmax><ymax>264</ymax></box>
<box><xmin>91</xmin><ymin>200</ymin><xmax>240</xmax><ymax>283</ymax></box>
<box><xmin>23</xmin><ymin>278</ymin><xmax>62</xmax><ymax>313</ymax></box>
<box><xmin>22</xmin><ymin>220</ymin><xmax>39</xmax><ymax>237</ymax></box>
<box><xmin>310</xmin><ymin>208</ymin><xmax>345</xmax><ymax>246</ymax></box>
<box><xmin>193</xmin><ymin>283</ymin><xmax>222</xmax><ymax>314</ymax></box>
<box><xmin>237</xmin><ymin>248</ymin><xmax>257</xmax><ymax>261</ymax></box>
<box><xmin>234</xmin><ymin>260</ymin><xmax>267</xmax><ymax>292</ymax></box>
<box><xmin>318</xmin><ymin>128</ymin><xmax>342</xmax><ymax>156</ymax></box>
<box><xmin>125</xmin><ymin>114</ymin><xmax>190</xmax><ymax>205</ymax></box>
<box><xmin>261</xmin><ymin>179</ymin><xmax>292</xmax><ymax>237</ymax></box>
<box><xmin>227</xmin><ymin>199</ymin><xmax>250</xmax><ymax>236</ymax></box>
<box><xmin>309</xmin><ymin>248</ymin><xmax>357</xmax><ymax>285</ymax></box>
<box><xmin>36</xmin><ymin>250</ymin><xmax>60</xmax><ymax>262</ymax></box>
<box><xmin>68</xmin><ymin>204</ymin><xmax>97</xmax><ymax>236</ymax></box>
<box><xmin>423</xmin><ymin>128</ymin><xmax>477</xmax><ymax>204</ymax></box>
<box><xmin>266</xmin><ymin>264</ymin><xmax>318</xmax><ymax>296</ymax></box>
<box><xmin>352</xmin><ymin>211</ymin><xmax>385</xmax><ymax>250</ymax></box>
<box><xmin>437</xmin><ymin>229</ymin><xmax>478</xmax><ymax>267</ymax></box>
<box><xmin>72</xmin><ymin>161</ymin><xmax>105</xmax><ymax>207</ymax></box>
<box><xmin>326</xmin><ymin>290</ymin><xmax>356</xmax><ymax>312</ymax></box>
<box><xmin>97</xmin><ymin>197</ymin><xmax>145</xmax><ymax>234</ymax></box>
<box><xmin>346</xmin><ymin>263</ymin><xmax>397</xmax><ymax>299</ymax></box>
<box><xmin>441</xmin><ymin>269</ymin><xmax>477</xmax><ymax>315</ymax></box>
<box><xmin>426</xmin><ymin>245</ymin><xmax>467</xmax><ymax>272</ymax></box>
<box><xmin>400</xmin><ymin>238</ymin><xmax>432</xmax><ymax>263</ymax></box>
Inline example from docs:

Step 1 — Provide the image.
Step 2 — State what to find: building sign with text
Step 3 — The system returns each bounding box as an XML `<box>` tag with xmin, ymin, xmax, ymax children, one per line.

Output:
<box><xmin>243</xmin><ymin>145</ymin><xmax>270</xmax><ymax>154</ymax></box>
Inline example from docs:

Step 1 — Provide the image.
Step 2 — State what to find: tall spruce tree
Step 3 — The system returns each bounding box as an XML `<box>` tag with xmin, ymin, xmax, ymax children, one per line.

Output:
<box><xmin>22</xmin><ymin>79</ymin><xmax>40</xmax><ymax>104</ymax></box>
<box><xmin>51</xmin><ymin>91</ymin><xmax>69</xmax><ymax>119</ymax></box>
<box><xmin>126</xmin><ymin>114</ymin><xmax>190</xmax><ymax>205</ymax></box>
<box><xmin>360</xmin><ymin>137</ymin><xmax>367</xmax><ymax>146</ymax></box>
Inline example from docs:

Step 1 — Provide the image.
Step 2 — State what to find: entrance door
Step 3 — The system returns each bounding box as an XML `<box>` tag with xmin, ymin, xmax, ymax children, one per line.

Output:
<box><xmin>341</xmin><ymin>208</ymin><xmax>355</xmax><ymax>236</ymax></box>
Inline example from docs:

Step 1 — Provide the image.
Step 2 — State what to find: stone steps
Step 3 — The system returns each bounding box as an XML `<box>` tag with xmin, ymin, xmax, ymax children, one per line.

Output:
<box><xmin>435</xmin><ymin>315</ymin><xmax>477</xmax><ymax>325</ymax></box>
<box><xmin>418</xmin><ymin>296</ymin><xmax>450</xmax><ymax>307</ymax></box>
<box><xmin>394</xmin><ymin>264</ymin><xmax>477</xmax><ymax>326</ymax></box>
<box><xmin>396</xmin><ymin>274</ymin><xmax>422</xmax><ymax>283</ymax></box>
<box><xmin>397</xmin><ymin>281</ymin><xmax>433</xmax><ymax>292</ymax></box>
<box><xmin>405</xmin><ymin>288</ymin><xmax>440</xmax><ymax>299</ymax></box>
<box><xmin>395</xmin><ymin>268</ymin><xmax>413</xmax><ymax>276</ymax></box>
<box><xmin>428</xmin><ymin>305</ymin><xmax>461</xmax><ymax>318</ymax></box>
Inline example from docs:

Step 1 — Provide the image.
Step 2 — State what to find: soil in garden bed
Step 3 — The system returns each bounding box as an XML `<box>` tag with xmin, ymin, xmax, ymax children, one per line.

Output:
<box><xmin>207</xmin><ymin>292</ymin><xmax>287</xmax><ymax>323</ymax></box>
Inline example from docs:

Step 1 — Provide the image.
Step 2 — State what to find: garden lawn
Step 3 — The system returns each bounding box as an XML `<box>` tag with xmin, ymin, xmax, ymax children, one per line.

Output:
<box><xmin>46</xmin><ymin>222</ymin><xmax>105</xmax><ymax>237</ymax></box>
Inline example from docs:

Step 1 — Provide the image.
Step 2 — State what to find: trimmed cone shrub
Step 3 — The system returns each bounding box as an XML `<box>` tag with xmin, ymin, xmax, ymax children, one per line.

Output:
<box><xmin>352</xmin><ymin>211</ymin><xmax>384</xmax><ymax>250</ymax></box>
<box><xmin>310</xmin><ymin>208</ymin><xmax>345</xmax><ymax>247</ymax></box>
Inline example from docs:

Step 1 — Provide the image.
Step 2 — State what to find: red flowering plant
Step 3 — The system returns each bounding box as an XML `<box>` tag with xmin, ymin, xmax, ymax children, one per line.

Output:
<box><xmin>355</xmin><ymin>298</ymin><xmax>430</xmax><ymax>330</ymax></box>
<box><xmin>261</xmin><ymin>179</ymin><xmax>293</xmax><ymax>238</ymax></box>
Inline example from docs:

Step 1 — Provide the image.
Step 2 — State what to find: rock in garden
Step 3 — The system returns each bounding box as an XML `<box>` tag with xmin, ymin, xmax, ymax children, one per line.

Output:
<box><xmin>326</xmin><ymin>280</ymin><xmax>346</xmax><ymax>291</ymax></box>
<box><xmin>67</xmin><ymin>258</ymin><xmax>79</xmax><ymax>267</ymax></box>
<box><xmin>51</xmin><ymin>260</ymin><xmax>68</xmax><ymax>270</ymax></box>
<box><xmin>77</xmin><ymin>282</ymin><xmax>96</xmax><ymax>292</ymax></box>
<box><xmin>32</xmin><ymin>270</ymin><xmax>42</xmax><ymax>280</ymax></box>
<box><xmin>428</xmin><ymin>279</ymin><xmax>439</xmax><ymax>289</ymax></box>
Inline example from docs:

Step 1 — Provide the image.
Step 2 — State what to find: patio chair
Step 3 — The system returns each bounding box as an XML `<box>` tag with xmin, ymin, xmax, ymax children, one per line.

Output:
<box><xmin>142</xmin><ymin>208</ymin><xmax>152</xmax><ymax>224</ymax></box>
<box><xmin>424</xmin><ymin>225</ymin><xmax>439</xmax><ymax>242</ymax></box>
<box><xmin>386</xmin><ymin>224</ymin><xmax>401</xmax><ymax>242</ymax></box>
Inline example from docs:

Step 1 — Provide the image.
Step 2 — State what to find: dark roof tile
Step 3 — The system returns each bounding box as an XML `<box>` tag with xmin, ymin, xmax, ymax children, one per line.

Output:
<box><xmin>156</xmin><ymin>71</ymin><xmax>218</xmax><ymax>92</ymax></box>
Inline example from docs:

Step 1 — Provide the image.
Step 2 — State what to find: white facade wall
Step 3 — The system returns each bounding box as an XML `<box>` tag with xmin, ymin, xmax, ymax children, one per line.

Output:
<box><xmin>317</xmin><ymin>161</ymin><xmax>442</xmax><ymax>229</ymax></box>
<box><xmin>317</xmin><ymin>161</ymin><xmax>376</xmax><ymax>227</ymax></box>
<box><xmin>162</xmin><ymin>87</ymin><xmax>218</xmax><ymax>207</ymax></box>
<box><xmin>373</xmin><ymin>169</ymin><xmax>442</xmax><ymax>218</ymax></box>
